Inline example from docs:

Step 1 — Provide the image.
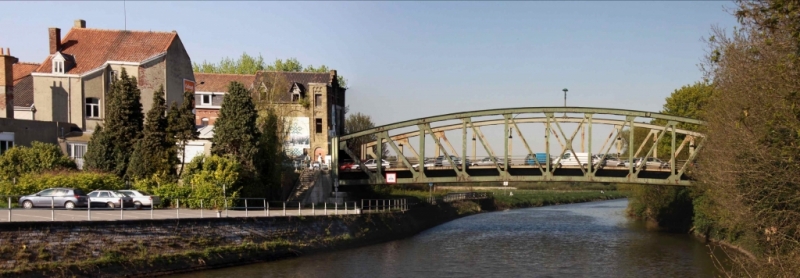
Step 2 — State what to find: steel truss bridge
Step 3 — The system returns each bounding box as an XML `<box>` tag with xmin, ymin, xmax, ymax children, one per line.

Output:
<box><xmin>331</xmin><ymin>107</ymin><xmax>705</xmax><ymax>187</ymax></box>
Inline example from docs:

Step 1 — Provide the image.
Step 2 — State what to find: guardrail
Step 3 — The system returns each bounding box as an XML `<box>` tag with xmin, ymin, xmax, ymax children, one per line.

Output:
<box><xmin>0</xmin><ymin>196</ymin><xmax>403</xmax><ymax>223</ymax></box>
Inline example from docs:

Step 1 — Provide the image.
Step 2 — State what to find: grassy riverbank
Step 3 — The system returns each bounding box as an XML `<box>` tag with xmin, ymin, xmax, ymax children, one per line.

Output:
<box><xmin>387</xmin><ymin>188</ymin><xmax>629</xmax><ymax>210</ymax></box>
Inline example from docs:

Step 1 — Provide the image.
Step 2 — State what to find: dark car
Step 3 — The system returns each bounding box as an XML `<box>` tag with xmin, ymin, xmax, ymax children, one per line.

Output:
<box><xmin>19</xmin><ymin>188</ymin><xmax>89</xmax><ymax>210</ymax></box>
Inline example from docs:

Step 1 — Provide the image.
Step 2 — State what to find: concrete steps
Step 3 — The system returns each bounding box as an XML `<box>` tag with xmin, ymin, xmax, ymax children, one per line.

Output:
<box><xmin>287</xmin><ymin>170</ymin><xmax>319</xmax><ymax>203</ymax></box>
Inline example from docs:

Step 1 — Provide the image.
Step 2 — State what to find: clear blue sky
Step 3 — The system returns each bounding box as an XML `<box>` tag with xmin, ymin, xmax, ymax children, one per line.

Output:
<box><xmin>1</xmin><ymin>1</ymin><xmax>739</xmax><ymax>156</ymax></box>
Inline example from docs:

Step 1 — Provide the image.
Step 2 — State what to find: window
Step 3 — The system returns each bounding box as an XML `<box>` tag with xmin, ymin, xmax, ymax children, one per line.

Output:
<box><xmin>201</xmin><ymin>94</ymin><xmax>212</xmax><ymax>105</ymax></box>
<box><xmin>85</xmin><ymin>98</ymin><xmax>100</xmax><ymax>118</ymax></box>
<box><xmin>52</xmin><ymin>61</ymin><xmax>64</xmax><ymax>74</ymax></box>
<box><xmin>315</xmin><ymin>118</ymin><xmax>323</xmax><ymax>134</ymax></box>
<box><xmin>67</xmin><ymin>143</ymin><xmax>87</xmax><ymax>159</ymax></box>
<box><xmin>0</xmin><ymin>140</ymin><xmax>13</xmax><ymax>155</ymax></box>
<box><xmin>201</xmin><ymin>118</ymin><xmax>209</xmax><ymax>127</ymax></box>
<box><xmin>292</xmin><ymin>93</ymin><xmax>300</xmax><ymax>103</ymax></box>
<box><xmin>315</xmin><ymin>94</ymin><xmax>322</xmax><ymax>107</ymax></box>
<box><xmin>109</xmin><ymin>70</ymin><xmax>118</xmax><ymax>84</ymax></box>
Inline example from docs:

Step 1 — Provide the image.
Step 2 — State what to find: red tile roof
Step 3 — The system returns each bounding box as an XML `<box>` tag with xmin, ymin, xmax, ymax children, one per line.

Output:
<box><xmin>34</xmin><ymin>28</ymin><xmax>177</xmax><ymax>75</ymax></box>
<box><xmin>194</xmin><ymin>73</ymin><xmax>256</xmax><ymax>92</ymax></box>
<box><xmin>12</xmin><ymin>63</ymin><xmax>39</xmax><ymax>85</ymax></box>
<box><xmin>12</xmin><ymin>63</ymin><xmax>39</xmax><ymax>107</ymax></box>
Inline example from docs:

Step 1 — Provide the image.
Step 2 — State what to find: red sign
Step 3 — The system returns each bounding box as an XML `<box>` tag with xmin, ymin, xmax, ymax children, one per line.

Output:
<box><xmin>386</xmin><ymin>172</ymin><xmax>397</xmax><ymax>184</ymax></box>
<box><xmin>183</xmin><ymin>79</ymin><xmax>196</xmax><ymax>93</ymax></box>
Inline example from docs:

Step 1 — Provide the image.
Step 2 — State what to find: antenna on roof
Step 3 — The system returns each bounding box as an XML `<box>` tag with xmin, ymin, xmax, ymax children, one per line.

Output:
<box><xmin>123</xmin><ymin>0</ymin><xmax>127</xmax><ymax>30</ymax></box>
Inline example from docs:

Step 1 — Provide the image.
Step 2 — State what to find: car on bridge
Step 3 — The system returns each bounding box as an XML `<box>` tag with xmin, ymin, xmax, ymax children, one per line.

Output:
<box><xmin>471</xmin><ymin>157</ymin><xmax>505</xmax><ymax>166</ymax></box>
<box><xmin>412</xmin><ymin>158</ymin><xmax>436</xmax><ymax>169</ymax></box>
<box><xmin>19</xmin><ymin>188</ymin><xmax>89</xmax><ymax>210</ymax></box>
<box><xmin>635</xmin><ymin>157</ymin><xmax>669</xmax><ymax>169</ymax></box>
<box><xmin>363</xmin><ymin>159</ymin><xmax>391</xmax><ymax>169</ymax></box>
<box><xmin>434</xmin><ymin>155</ymin><xmax>463</xmax><ymax>167</ymax></box>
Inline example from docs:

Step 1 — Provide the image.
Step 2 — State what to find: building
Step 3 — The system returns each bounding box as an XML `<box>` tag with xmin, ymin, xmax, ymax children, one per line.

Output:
<box><xmin>27</xmin><ymin>19</ymin><xmax>195</xmax><ymax>163</ymax></box>
<box><xmin>194</xmin><ymin>73</ymin><xmax>255</xmax><ymax>126</ymax></box>
<box><xmin>0</xmin><ymin>48</ymin><xmax>79</xmax><ymax>155</ymax></box>
<box><xmin>188</xmin><ymin>70</ymin><xmax>346</xmax><ymax>164</ymax></box>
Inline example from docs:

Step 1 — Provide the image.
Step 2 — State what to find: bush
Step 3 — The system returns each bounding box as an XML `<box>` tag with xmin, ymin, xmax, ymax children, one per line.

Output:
<box><xmin>0</xmin><ymin>171</ymin><xmax>124</xmax><ymax>196</ymax></box>
<box><xmin>0</xmin><ymin>142</ymin><xmax>76</xmax><ymax>180</ymax></box>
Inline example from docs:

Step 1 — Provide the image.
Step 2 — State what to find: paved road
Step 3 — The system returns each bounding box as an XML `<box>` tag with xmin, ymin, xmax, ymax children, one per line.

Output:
<box><xmin>0</xmin><ymin>206</ymin><xmax>378</xmax><ymax>223</ymax></box>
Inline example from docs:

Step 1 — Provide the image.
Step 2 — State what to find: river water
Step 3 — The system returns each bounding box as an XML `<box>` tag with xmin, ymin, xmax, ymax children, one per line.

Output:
<box><xmin>170</xmin><ymin>199</ymin><xmax>722</xmax><ymax>277</ymax></box>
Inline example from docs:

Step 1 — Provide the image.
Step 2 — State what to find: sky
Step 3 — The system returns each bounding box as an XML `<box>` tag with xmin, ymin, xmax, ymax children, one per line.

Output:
<box><xmin>0</xmin><ymin>1</ymin><xmax>739</xmax><ymax>157</ymax></box>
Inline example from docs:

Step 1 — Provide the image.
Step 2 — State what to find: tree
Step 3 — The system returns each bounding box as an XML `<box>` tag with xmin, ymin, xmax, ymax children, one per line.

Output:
<box><xmin>127</xmin><ymin>86</ymin><xmax>177</xmax><ymax>181</ymax></box>
<box><xmin>650</xmin><ymin>82</ymin><xmax>714</xmax><ymax>160</ymax></box>
<box><xmin>0</xmin><ymin>142</ymin><xmax>76</xmax><ymax>180</ymax></box>
<box><xmin>211</xmin><ymin>81</ymin><xmax>261</xmax><ymax>172</ymax></box>
<box><xmin>345</xmin><ymin>112</ymin><xmax>387</xmax><ymax>160</ymax></box>
<box><xmin>83</xmin><ymin>125</ymin><xmax>114</xmax><ymax>172</ymax></box>
<box><xmin>193</xmin><ymin>53</ymin><xmax>348</xmax><ymax>88</ymax></box>
<box><xmin>697</xmin><ymin>0</ymin><xmax>800</xmax><ymax>275</ymax></box>
<box><xmin>85</xmin><ymin>68</ymin><xmax>144</xmax><ymax>178</ymax></box>
<box><xmin>167</xmin><ymin>91</ymin><xmax>199</xmax><ymax>178</ymax></box>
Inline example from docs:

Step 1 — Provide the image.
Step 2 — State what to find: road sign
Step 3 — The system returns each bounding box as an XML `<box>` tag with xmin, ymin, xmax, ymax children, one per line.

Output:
<box><xmin>503</xmin><ymin>181</ymin><xmax>509</xmax><ymax>186</ymax></box>
<box><xmin>386</xmin><ymin>173</ymin><xmax>397</xmax><ymax>184</ymax></box>
<box><xmin>429</xmin><ymin>182</ymin><xmax>433</xmax><ymax>187</ymax></box>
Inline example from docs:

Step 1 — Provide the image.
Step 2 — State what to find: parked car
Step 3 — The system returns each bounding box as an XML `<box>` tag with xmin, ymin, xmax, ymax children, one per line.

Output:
<box><xmin>19</xmin><ymin>188</ymin><xmax>88</xmax><ymax>210</ymax></box>
<box><xmin>118</xmin><ymin>190</ymin><xmax>162</xmax><ymax>208</ymax></box>
<box><xmin>87</xmin><ymin>190</ymin><xmax>134</xmax><ymax>208</ymax></box>
<box><xmin>363</xmin><ymin>159</ymin><xmax>391</xmax><ymax>169</ymax></box>
<box><xmin>339</xmin><ymin>161</ymin><xmax>355</xmax><ymax>170</ymax></box>
<box><xmin>471</xmin><ymin>157</ymin><xmax>505</xmax><ymax>166</ymax></box>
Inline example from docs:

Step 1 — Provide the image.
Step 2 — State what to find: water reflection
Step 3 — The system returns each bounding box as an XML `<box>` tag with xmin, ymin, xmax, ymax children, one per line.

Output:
<box><xmin>169</xmin><ymin>199</ymin><xmax>720</xmax><ymax>278</ymax></box>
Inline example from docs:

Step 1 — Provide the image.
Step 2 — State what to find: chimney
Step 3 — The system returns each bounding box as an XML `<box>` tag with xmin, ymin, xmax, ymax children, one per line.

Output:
<box><xmin>329</xmin><ymin>70</ymin><xmax>337</xmax><ymax>83</ymax></box>
<box><xmin>0</xmin><ymin>48</ymin><xmax>18</xmax><ymax>118</ymax></box>
<box><xmin>74</xmin><ymin>19</ymin><xmax>86</xmax><ymax>28</ymax></box>
<box><xmin>49</xmin><ymin>27</ymin><xmax>61</xmax><ymax>54</ymax></box>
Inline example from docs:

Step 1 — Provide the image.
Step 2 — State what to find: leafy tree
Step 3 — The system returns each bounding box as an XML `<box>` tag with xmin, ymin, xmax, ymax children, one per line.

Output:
<box><xmin>0</xmin><ymin>142</ymin><xmax>76</xmax><ymax>180</ymax></box>
<box><xmin>167</xmin><ymin>91</ymin><xmax>199</xmax><ymax>178</ymax></box>
<box><xmin>345</xmin><ymin>112</ymin><xmax>387</xmax><ymax>160</ymax></box>
<box><xmin>83</xmin><ymin>125</ymin><xmax>115</xmax><ymax>172</ymax></box>
<box><xmin>193</xmin><ymin>53</ymin><xmax>348</xmax><ymax>88</ymax></box>
<box><xmin>85</xmin><ymin>68</ymin><xmax>144</xmax><ymax>178</ymax></box>
<box><xmin>697</xmin><ymin>0</ymin><xmax>800</xmax><ymax>275</ymax></box>
<box><xmin>127</xmin><ymin>86</ymin><xmax>177</xmax><ymax>181</ymax></box>
<box><xmin>211</xmin><ymin>81</ymin><xmax>261</xmax><ymax>172</ymax></box>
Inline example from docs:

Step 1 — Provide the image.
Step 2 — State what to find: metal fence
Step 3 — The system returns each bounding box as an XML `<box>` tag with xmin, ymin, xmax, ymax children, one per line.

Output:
<box><xmin>0</xmin><ymin>196</ymin><xmax>407</xmax><ymax>223</ymax></box>
<box><xmin>442</xmin><ymin>192</ymin><xmax>491</xmax><ymax>202</ymax></box>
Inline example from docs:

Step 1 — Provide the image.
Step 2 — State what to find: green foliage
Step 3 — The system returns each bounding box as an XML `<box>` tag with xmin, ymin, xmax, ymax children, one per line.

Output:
<box><xmin>83</xmin><ymin>126</ymin><xmax>115</xmax><ymax>173</ymax></box>
<box><xmin>167</xmin><ymin>91</ymin><xmax>199</xmax><ymax>178</ymax></box>
<box><xmin>345</xmin><ymin>112</ymin><xmax>387</xmax><ymax>159</ymax></box>
<box><xmin>193</xmin><ymin>54</ymin><xmax>347</xmax><ymax>88</ymax></box>
<box><xmin>0</xmin><ymin>171</ymin><xmax>125</xmax><ymax>196</ymax></box>
<box><xmin>212</xmin><ymin>81</ymin><xmax>261</xmax><ymax>172</ymax></box>
<box><xmin>185</xmin><ymin>155</ymin><xmax>242</xmax><ymax>209</ymax></box>
<box><xmin>626</xmin><ymin>185</ymin><xmax>694</xmax><ymax>232</ymax></box>
<box><xmin>0</xmin><ymin>142</ymin><xmax>75</xmax><ymax>180</ymax></box>
<box><xmin>128</xmin><ymin>86</ymin><xmax>177</xmax><ymax>181</ymax></box>
<box><xmin>253</xmin><ymin>110</ymin><xmax>285</xmax><ymax>200</ymax></box>
<box><xmin>85</xmin><ymin>68</ymin><xmax>144</xmax><ymax>178</ymax></box>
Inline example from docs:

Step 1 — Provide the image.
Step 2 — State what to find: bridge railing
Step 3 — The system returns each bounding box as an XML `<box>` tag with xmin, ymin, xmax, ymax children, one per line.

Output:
<box><xmin>360</xmin><ymin>199</ymin><xmax>408</xmax><ymax>213</ymax></box>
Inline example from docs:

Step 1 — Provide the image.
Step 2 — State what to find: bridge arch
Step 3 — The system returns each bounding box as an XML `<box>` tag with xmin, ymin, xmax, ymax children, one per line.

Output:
<box><xmin>333</xmin><ymin>107</ymin><xmax>705</xmax><ymax>187</ymax></box>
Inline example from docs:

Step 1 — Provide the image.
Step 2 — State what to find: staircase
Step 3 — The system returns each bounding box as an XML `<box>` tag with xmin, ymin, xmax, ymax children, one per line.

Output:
<box><xmin>287</xmin><ymin>169</ymin><xmax>319</xmax><ymax>203</ymax></box>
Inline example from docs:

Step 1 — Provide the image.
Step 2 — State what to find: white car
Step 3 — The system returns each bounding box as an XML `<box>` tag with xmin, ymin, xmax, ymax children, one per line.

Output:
<box><xmin>363</xmin><ymin>159</ymin><xmax>391</xmax><ymax>169</ymax></box>
<box><xmin>117</xmin><ymin>190</ymin><xmax>162</xmax><ymax>208</ymax></box>
<box><xmin>412</xmin><ymin>159</ymin><xmax>436</xmax><ymax>169</ymax></box>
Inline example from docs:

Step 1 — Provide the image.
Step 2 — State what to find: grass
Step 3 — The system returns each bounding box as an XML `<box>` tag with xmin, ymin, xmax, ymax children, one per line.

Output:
<box><xmin>490</xmin><ymin>190</ymin><xmax>628</xmax><ymax>209</ymax></box>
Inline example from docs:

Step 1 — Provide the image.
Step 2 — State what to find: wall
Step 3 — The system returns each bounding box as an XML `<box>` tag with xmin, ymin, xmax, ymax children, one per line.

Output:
<box><xmin>0</xmin><ymin>204</ymin><xmax>466</xmax><ymax>277</ymax></box>
<box><xmin>0</xmin><ymin>118</ymin><xmax>76</xmax><ymax>146</ymax></box>
<box><xmin>32</xmin><ymin>76</ymin><xmax>79</xmax><ymax>124</ymax></box>
<box><xmin>164</xmin><ymin>35</ymin><xmax>194</xmax><ymax>107</ymax></box>
<box><xmin>82</xmin><ymin>70</ymin><xmax>105</xmax><ymax>131</ymax></box>
<box><xmin>309</xmin><ymin>84</ymin><xmax>329</xmax><ymax>158</ymax></box>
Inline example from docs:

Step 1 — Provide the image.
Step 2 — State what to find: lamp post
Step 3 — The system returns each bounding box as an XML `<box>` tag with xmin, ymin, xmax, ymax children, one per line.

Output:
<box><xmin>508</xmin><ymin>128</ymin><xmax>513</xmax><ymax>165</ymax></box>
<box><xmin>562</xmin><ymin>88</ymin><xmax>568</xmax><ymax>118</ymax></box>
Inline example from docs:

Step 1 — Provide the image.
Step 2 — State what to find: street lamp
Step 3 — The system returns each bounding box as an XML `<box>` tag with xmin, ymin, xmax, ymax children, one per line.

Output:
<box><xmin>562</xmin><ymin>88</ymin><xmax>568</xmax><ymax>118</ymax></box>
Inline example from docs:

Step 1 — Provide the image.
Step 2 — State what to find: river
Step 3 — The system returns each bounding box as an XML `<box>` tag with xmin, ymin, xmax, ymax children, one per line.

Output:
<box><xmin>169</xmin><ymin>199</ymin><xmax>724</xmax><ymax>277</ymax></box>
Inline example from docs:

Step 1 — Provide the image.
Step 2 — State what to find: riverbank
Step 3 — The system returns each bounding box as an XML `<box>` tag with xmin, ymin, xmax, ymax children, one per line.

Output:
<box><xmin>0</xmin><ymin>190</ymin><xmax>628</xmax><ymax>277</ymax></box>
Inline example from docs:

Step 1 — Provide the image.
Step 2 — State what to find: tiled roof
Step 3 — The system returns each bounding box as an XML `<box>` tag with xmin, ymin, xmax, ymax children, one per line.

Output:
<box><xmin>34</xmin><ymin>28</ymin><xmax>177</xmax><ymax>75</ymax></box>
<box><xmin>13</xmin><ymin>75</ymin><xmax>34</xmax><ymax>107</ymax></box>
<box><xmin>12</xmin><ymin>63</ymin><xmax>39</xmax><ymax>107</ymax></box>
<box><xmin>12</xmin><ymin>63</ymin><xmax>39</xmax><ymax>84</ymax></box>
<box><xmin>253</xmin><ymin>71</ymin><xmax>332</xmax><ymax>102</ymax></box>
<box><xmin>194</xmin><ymin>73</ymin><xmax>256</xmax><ymax>92</ymax></box>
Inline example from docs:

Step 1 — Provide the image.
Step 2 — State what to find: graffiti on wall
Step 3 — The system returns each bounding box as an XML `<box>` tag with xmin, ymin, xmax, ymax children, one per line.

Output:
<box><xmin>285</xmin><ymin>117</ymin><xmax>310</xmax><ymax>157</ymax></box>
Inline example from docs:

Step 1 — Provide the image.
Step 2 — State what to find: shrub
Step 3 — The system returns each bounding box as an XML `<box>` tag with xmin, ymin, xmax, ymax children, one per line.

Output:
<box><xmin>0</xmin><ymin>171</ymin><xmax>124</xmax><ymax>196</ymax></box>
<box><xmin>0</xmin><ymin>142</ymin><xmax>76</xmax><ymax>180</ymax></box>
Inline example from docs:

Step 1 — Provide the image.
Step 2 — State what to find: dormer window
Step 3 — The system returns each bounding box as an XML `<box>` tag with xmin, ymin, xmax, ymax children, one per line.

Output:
<box><xmin>291</xmin><ymin>83</ymin><xmax>302</xmax><ymax>103</ymax></box>
<box><xmin>51</xmin><ymin>52</ymin><xmax>66</xmax><ymax>74</ymax></box>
